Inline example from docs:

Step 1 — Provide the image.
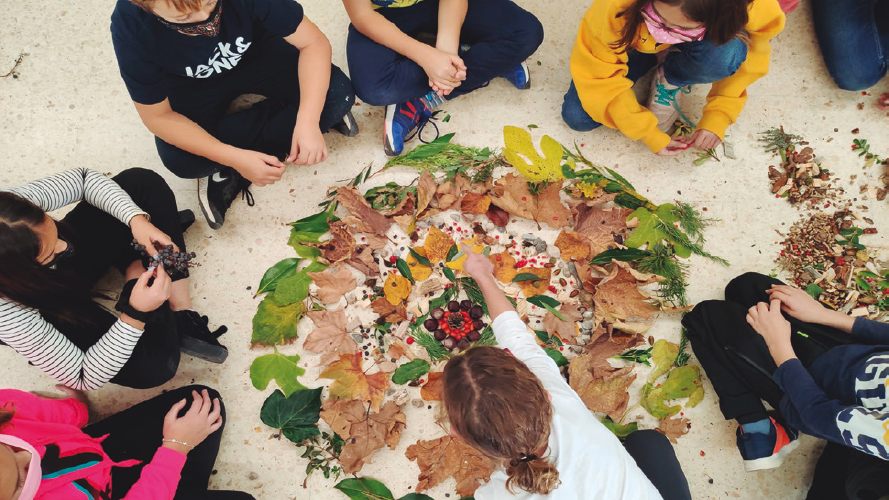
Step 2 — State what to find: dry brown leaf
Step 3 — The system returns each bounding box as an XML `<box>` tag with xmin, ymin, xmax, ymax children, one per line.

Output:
<box><xmin>371</xmin><ymin>297</ymin><xmax>409</xmax><ymax>324</ymax></box>
<box><xmin>658</xmin><ymin>416</ymin><xmax>691</xmax><ymax>444</ymax></box>
<box><xmin>384</xmin><ymin>274</ymin><xmax>412</xmax><ymax>305</ymax></box>
<box><xmin>554</xmin><ymin>231</ymin><xmax>591</xmax><ymax>262</ymax></box>
<box><xmin>490</xmin><ymin>173</ymin><xmax>535</xmax><ymax>220</ymax></box>
<box><xmin>304</xmin><ymin>309</ymin><xmax>357</xmax><ymax>366</ymax></box>
<box><xmin>490</xmin><ymin>250</ymin><xmax>518</xmax><ymax>283</ymax></box>
<box><xmin>485</xmin><ymin>205</ymin><xmax>510</xmax><ymax>227</ymax></box>
<box><xmin>568</xmin><ymin>350</ymin><xmax>636</xmax><ymax>420</ymax></box>
<box><xmin>420</xmin><ymin>371</ymin><xmax>443</xmax><ymax>401</ymax></box>
<box><xmin>321</xmin><ymin>399</ymin><xmax>406</xmax><ymax>473</ymax></box>
<box><xmin>423</xmin><ymin>226</ymin><xmax>455</xmax><ymax>263</ymax></box>
<box><xmin>341</xmin><ymin>215</ymin><xmax>375</xmax><ymax>235</ymax></box>
<box><xmin>391</xmin><ymin>214</ymin><xmax>415</xmax><ymax>233</ymax></box>
<box><xmin>347</xmin><ymin>245</ymin><xmax>379</xmax><ymax>277</ymax></box>
<box><xmin>416</xmin><ymin>170</ymin><xmax>437</xmax><ymax>217</ymax></box>
<box><xmin>309</xmin><ymin>266</ymin><xmax>357</xmax><ymax>304</ymax></box>
<box><xmin>542</xmin><ymin>304</ymin><xmax>582</xmax><ymax>344</ymax></box>
<box><xmin>307</xmin><ymin>221</ymin><xmax>354</xmax><ymax>265</ymax></box>
<box><xmin>517</xmin><ymin>267</ymin><xmax>551</xmax><ymax>297</ymax></box>
<box><xmin>460</xmin><ymin>193</ymin><xmax>492</xmax><ymax>215</ymax></box>
<box><xmin>336</xmin><ymin>186</ymin><xmax>392</xmax><ymax>236</ymax></box>
<box><xmin>534</xmin><ymin>180</ymin><xmax>571</xmax><ymax>229</ymax></box>
<box><xmin>318</xmin><ymin>352</ymin><xmax>390</xmax><ymax>411</ymax></box>
<box><xmin>405</xmin><ymin>434</ymin><xmax>495</xmax><ymax>497</ymax></box>
<box><xmin>567</xmin><ymin>193</ymin><xmax>618</xmax><ymax>210</ymax></box>
<box><xmin>574</xmin><ymin>206</ymin><xmax>633</xmax><ymax>238</ymax></box>
<box><xmin>592</xmin><ymin>265</ymin><xmax>658</xmax><ymax>324</ymax></box>
<box><xmin>383</xmin><ymin>193</ymin><xmax>416</xmax><ymax>218</ymax></box>
<box><xmin>453</xmin><ymin>173</ymin><xmax>471</xmax><ymax>198</ymax></box>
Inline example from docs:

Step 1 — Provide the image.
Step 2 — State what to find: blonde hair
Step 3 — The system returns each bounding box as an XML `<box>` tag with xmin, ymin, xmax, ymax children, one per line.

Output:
<box><xmin>128</xmin><ymin>0</ymin><xmax>206</xmax><ymax>13</ymax></box>
<box><xmin>442</xmin><ymin>346</ymin><xmax>561</xmax><ymax>494</ymax></box>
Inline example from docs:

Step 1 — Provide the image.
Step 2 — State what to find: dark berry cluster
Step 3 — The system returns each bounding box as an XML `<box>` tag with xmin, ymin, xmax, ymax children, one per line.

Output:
<box><xmin>423</xmin><ymin>300</ymin><xmax>485</xmax><ymax>352</ymax></box>
<box><xmin>131</xmin><ymin>240</ymin><xmax>196</xmax><ymax>280</ymax></box>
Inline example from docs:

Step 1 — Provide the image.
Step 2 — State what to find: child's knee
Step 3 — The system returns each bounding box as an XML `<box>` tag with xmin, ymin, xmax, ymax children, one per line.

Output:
<box><xmin>561</xmin><ymin>93</ymin><xmax>600</xmax><ymax>132</ymax></box>
<box><xmin>714</xmin><ymin>37</ymin><xmax>748</xmax><ymax>77</ymax></box>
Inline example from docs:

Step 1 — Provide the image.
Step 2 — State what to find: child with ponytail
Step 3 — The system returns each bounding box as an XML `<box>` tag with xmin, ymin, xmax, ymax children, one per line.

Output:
<box><xmin>443</xmin><ymin>246</ymin><xmax>692</xmax><ymax>499</ymax></box>
<box><xmin>562</xmin><ymin>0</ymin><xmax>784</xmax><ymax>157</ymax></box>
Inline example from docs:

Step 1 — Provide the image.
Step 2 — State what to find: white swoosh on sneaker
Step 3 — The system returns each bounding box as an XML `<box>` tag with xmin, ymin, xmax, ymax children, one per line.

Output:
<box><xmin>212</xmin><ymin>171</ymin><xmax>227</xmax><ymax>183</ymax></box>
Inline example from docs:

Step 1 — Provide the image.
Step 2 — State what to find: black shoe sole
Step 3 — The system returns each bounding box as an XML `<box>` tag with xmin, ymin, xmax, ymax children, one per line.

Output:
<box><xmin>179</xmin><ymin>209</ymin><xmax>196</xmax><ymax>233</ymax></box>
<box><xmin>197</xmin><ymin>177</ymin><xmax>224</xmax><ymax>230</ymax></box>
<box><xmin>180</xmin><ymin>336</ymin><xmax>229</xmax><ymax>364</ymax></box>
<box><xmin>333</xmin><ymin>111</ymin><xmax>360</xmax><ymax>138</ymax></box>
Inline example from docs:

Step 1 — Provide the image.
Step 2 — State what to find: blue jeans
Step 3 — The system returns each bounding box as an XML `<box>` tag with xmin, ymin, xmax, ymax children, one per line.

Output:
<box><xmin>561</xmin><ymin>37</ymin><xmax>748</xmax><ymax>132</ymax></box>
<box><xmin>812</xmin><ymin>0</ymin><xmax>889</xmax><ymax>91</ymax></box>
<box><xmin>347</xmin><ymin>0</ymin><xmax>544</xmax><ymax>106</ymax></box>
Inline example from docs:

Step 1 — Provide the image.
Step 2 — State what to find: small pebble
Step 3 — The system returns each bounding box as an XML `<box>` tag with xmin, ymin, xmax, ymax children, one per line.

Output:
<box><xmin>248</xmin><ymin>472</ymin><xmax>259</xmax><ymax>480</ymax></box>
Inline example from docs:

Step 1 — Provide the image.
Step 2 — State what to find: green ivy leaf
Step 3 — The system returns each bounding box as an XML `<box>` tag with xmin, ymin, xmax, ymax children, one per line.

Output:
<box><xmin>601</xmin><ymin>416</ymin><xmax>638</xmax><ymax>441</ymax></box>
<box><xmin>624</xmin><ymin>205</ymin><xmax>692</xmax><ymax>258</ymax></box>
<box><xmin>258</xmin><ymin>258</ymin><xmax>301</xmax><ymax>295</ymax></box>
<box><xmin>512</xmin><ymin>273</ymin><xmax>543</xmax><ymax>282</ymax></box>
<box><xmin>589</xmin><ymin>248</ymin><xmax>652</xmax><ymax>265</ymax></box>
<box><xmin>250</xmin><ymin>351</ymin><xmax>308</xmax><ymax>397</ymax></box>
<box><xmin>543</xmin><ymin>347</ymin><xmax>568</xmax><ymax>367</ymax></box>
<box><xmin>392</xmin><ymin>359</ymin><xmax>431</xmax><ymax>385</ymax></box>
<box><xmin>260</xmin><ymin>388</ymin><xmax>323</xmax><ymax>444</ymax></box>
<box><xmin>251</xmin><ymin>295</ymin><xmax>306</xmax><ymax>346</ymax></box>
<box><xmin>334</xmin><ymin>477</ymin><xmax>396</xmax><ymax>500</ymax></box>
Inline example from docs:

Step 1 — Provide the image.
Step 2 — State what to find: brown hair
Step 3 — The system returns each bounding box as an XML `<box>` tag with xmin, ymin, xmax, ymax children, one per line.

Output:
<box><xmin>0</xmin><ymin>405</ymin><xmax>13</xmax><ymax>431</ymax></box>
<box><xmin>442</xmin><ymin>346</ymin><xmax>560</xmax><ymax>495</ymax></box>
<box><xmin>127</xmin><ymin>0</ymin><xmax>206</xmax><ymax>13</ymax></box>
<box><xmin>612</xmin><ymin>0</ymin><xmax>754</xmax><ymax>53</ymax></box>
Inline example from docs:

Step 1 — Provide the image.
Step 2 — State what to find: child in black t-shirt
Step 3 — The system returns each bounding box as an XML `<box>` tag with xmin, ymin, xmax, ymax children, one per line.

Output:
<box><xmin>111</xmin><ymin>0</ymin><xmax>358</xmax><ymax>229</ymax></box>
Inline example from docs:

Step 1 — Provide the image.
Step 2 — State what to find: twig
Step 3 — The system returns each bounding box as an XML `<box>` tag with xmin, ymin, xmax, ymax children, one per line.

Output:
<box><xmin>1</xmin><ymin>53</ymin><xmax>29</xmax><ymax>78</ymax></box>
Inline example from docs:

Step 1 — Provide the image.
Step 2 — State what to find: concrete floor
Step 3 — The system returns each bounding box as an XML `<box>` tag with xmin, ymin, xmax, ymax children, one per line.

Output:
<box><xmin>2</xmin><ymin>0</ymin><xmax>888</xmax><ymax>499</ymax></box>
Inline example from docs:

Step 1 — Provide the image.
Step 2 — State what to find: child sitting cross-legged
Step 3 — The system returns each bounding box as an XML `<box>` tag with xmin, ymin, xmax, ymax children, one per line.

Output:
<box><xmin>443</xmin><ymin>245</ymin><xmax>692</xmax><ymax>499</ymax></box>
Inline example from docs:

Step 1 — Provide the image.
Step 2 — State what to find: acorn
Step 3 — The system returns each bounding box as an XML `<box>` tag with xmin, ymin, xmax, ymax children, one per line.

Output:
<box><xmin>434</xmin><ymin>329</ymin><xmax>447</xmax><ymax>341</ymax></box>
<box><xmin>447</xmin><ymin>301</ymin><xmax>461</xmax><ymax>313</ymax></box>
<box><xmin>442</xmin><ymin>337</ymin><xmax>457</xmax><ymax>350</ymax></box>
<box><xmin>424</xmin><ymin>318</ymin><xmax>439</xmax><ymax>332</ymax></box>
<box><xmin>457</xmin><ymin>337</ymin><xmax>471</xmax><ymax>351</ymax></box>
<box><xmin>469</xmin><ymin>305</ymin><xmax>484</xmax><ymax>319</ymax></box>
<box><xmin>467</xmin><ymin>329</ymin><xmax>481</xmax><ymax>341</ymax></box>
<box><xmin>431</xmin><ymin>308</ymin><xmax>445</xmax><ymax>320</ymax></box>
<box><xmin>460</xmin><ymin>299</ymin><xmax>472</xmax><ymax>311</ymax></box>
<box><xmin>472</xmin><ymin>319</ymin><xmax>485</xmax><ymax>331</ymax></box>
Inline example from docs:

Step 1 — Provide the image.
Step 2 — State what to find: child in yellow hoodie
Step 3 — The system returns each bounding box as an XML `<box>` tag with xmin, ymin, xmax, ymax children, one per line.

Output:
<box><xmin>562</xmin><ymin>0</ymin><xmax>784</xmax><ymax>156</ymax></box>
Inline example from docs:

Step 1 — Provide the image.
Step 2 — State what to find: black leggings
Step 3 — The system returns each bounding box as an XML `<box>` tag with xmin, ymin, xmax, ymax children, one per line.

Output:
<box><xmin>52</xmin><ymin>168</ymin><xmax>186</xmax><ymax>389</ymax></box>
<box><xmin>683</xmin><ymin>272</ymin><xmax>889</xmax><ymax>500</ymax></box>
<box><xmin>623</xmin><ymin>430</ymin><xmax>692</xmax><ymax>500</ymax></box>
<box><xmin>83</xmin><ymin>386</ymin><xmax>254</xmax><ymax>500</ymax></box>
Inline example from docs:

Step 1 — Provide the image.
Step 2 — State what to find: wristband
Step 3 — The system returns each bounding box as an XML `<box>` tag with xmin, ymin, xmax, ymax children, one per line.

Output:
<box><xmin>162</xmin><ymin>438</ymin><xmax>194</xmax><ymax>449</ymax></box>
<box><xmin>115</xmin><ymin>278</ymin><xmax>157</xmax><ymax>323</ymax></box>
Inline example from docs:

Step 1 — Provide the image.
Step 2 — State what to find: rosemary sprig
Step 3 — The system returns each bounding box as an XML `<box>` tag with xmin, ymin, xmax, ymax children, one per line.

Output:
<box><xmin>675</xmin><ymin>324</ymin><xmax>691</xmax><ymax>367</ymax></box>
<box><xmin>671</xmin><ymin>201</ymin><xmax>718</xmax><ymax>244</ymax></box>
<box><xmin>637</xmin><ymin>244</ymin><xmax>690</xmax><ymax>307</ymax></box>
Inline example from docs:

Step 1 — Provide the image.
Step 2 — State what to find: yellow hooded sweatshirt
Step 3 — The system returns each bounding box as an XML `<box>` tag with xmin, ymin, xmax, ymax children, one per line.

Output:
<box><xmin>570</xmin><ymin>0</ymin><xmax>785</xmax><ymax>152</ymax></box>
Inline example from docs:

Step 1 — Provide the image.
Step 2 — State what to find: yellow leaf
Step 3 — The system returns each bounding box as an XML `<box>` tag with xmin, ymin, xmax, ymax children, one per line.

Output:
<box><xmin>406</xmin><ymin>248</ymin><xmax>433</xmax><ymax>281</ymax></box>
<box><xmin>384</xmin><ymin>274</ymin><xmax>412</xmax><ymax>305</ymax></box>
<box><xmin>502</xmin><ymin>125</ymin><xmax>565</xmax><ymax>182</ymax></box>
<box><xmin>445</xmin><ymin>237</ymin><xmax>484</xmax><ymax>273</ymax></box>
<box><xmin>423</xmin><ymin>226</ymin><xmax>454</xmax><ymax>263</ymax></box>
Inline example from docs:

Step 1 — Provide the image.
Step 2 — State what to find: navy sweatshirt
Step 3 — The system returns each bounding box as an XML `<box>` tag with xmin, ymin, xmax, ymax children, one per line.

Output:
<box><xmin>773</xmin><ymin>317</ymin><xmax>889</xmax><ymax>460</ymax></box>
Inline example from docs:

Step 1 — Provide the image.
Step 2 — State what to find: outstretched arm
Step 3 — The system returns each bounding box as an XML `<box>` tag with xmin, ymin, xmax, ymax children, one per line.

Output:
<box><xmin>284</xmin><ymin>17</ymin><xmax>332</xmax><ymax>166</ymax></box>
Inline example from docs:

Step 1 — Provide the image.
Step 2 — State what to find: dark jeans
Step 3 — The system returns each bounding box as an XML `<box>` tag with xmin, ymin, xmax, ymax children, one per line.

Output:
<box><xmin>561</xmin><ymin>37</ymin><xmax>748</xmax><ymax>131</ymax></box>
<box><xmin>157</xmin><ymin>32</ymin><xmax>356</xmax><ymax>179</ymax></box>
<box><xmin>683</xmin><ymin>272</ymin><xmax>889</xmax><ymax>500</ymax></box>
<box><xmin>346</xmin><ymin>0</ymin><xmax>544</xmax><ymax>106</ymax></box>
<box><xmin>52</xmin><ymin>168</ymin><xmax>185</xmax><ymax>389</ymax></box>
<box><xmin>623</xmin><ymin>430</ymin><xmax>692</xmax><ymax>500</ymax></box>
<box><xmin>84</xmin><ymin>386</ymin><xmax>254</xmax><ymax>500</ymax></box>
<box><xmin>812</xmin><ymin>0</ymin><xmax>889</xmax><ymax>90</ymax></box>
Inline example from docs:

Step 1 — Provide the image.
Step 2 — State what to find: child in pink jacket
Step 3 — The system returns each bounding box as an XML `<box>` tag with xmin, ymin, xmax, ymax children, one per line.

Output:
<box><xmin>0</xmin><ymin>385</ymin><xmax>250</xmax><ymax>500</ymax></box>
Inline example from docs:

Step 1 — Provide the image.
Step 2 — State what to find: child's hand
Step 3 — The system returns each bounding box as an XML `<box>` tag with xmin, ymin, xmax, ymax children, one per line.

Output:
<box><xmin>746</xmin><ymin>300</ymin><xmax>796</xmax><ymax>365</ymax></box>
<box><xmin>461</xmin><ymin>243</ymin><xmax>493</xmax><ymax>280</ymax></box>
<box><xmin>129</xmin><ymin>265</ymin><xmax>172</xmax><ymax>313</ymax></box>
<box><xmin>230</xmin><ymin>149</ymin><xmax>286</xmax><ymax>187</ymax></box>
<box><xmin>687</xmin><ymin>129</ymin><xmax>722</xmax><ymax>150</ymax></box>
<box><xmin>766</xmin><ymin>285</ymin><xmax>827</xmax><ymax>323</ymax></box>
<box><xmin>130</xmin><ymin>215</ymin><xmax>176</xmax><ymax>257</ymax></box>
<box><xmin>287</xmin><ymin>122</ymin><xmax>328</xmax><ymax>166</ymax></box>
<box><xmin>655</xmin><ymin>137</ymin><xmax>689</xmax><ymax>156</ymax></box>
<box><xmin>162</xmin><ymin>389</ymin><xmax>223</xmax><ymax>455</ymax></box>
<box><xmin>420</xmin><ymin>47</ymin><xmax>465</xmax><ymax>92</ymax></box>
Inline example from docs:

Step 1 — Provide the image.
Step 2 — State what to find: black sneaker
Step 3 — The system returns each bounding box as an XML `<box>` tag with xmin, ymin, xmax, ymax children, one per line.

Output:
<box><xmin>197</xmin><ymin>168</ymin><xmax>254</xmax><ymax>230</ymax></box>
<box><xmin>332</xmin><ymin>110</ymin><xmax>360</xmax><ymax>137</ymax></box>
<box><xmin>174</xmin><ymin>310</ymin><xmax>229</xmax><ymax>364</ymax></box>
<box><xmin>178</xmin><ymin>209</ymin><xmax>196</xmax><ymax>233</ymax></box>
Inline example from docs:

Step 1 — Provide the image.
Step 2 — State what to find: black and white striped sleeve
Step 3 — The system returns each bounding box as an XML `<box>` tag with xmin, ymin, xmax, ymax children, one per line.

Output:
<box><xmin>0</xmin><ymin>298</ymin><xmax>144</xmax><ymax>390</ymax></box>
<box><xmin>5</xmin><ymin>168</ymin><xmax>148</xmax><ymax>225</ymax></box>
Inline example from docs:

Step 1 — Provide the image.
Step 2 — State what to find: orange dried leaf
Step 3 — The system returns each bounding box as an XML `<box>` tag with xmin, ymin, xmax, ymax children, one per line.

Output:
<box><xmin>384</xmin><ymin>274</ymin><xmax>412</xmax><ymax>306</ymax></box>
<box><xmin>490</xmin><ymin>251</ymin><xmax>518</xmax><ymax>283</ymax></box>
<box><xmin>335</xmin><ymin>186</ymin><xmax>392</xmax><ymax>236</ymax></box>
<box><xmin>405</xmin><ymin>434</ymin><xmax>495</xmax><ymax>497</ymax></box>
<box><xmin>460</xmin><ymin>193</ymin><xmax>492</xmax><ymax>215</ymax></box>
<box><xmin>658</xmin><ymin>416</ymin><xmax>691</xmax><ymax>444</ymax></box>
<box><xmin>423</xmin><ymin>226</ymin><xmax>454</xmax><ymax>263</ymax></box>
<box><xmin>420</xmin><ymin>371</ymin><xmax>443</xmax><ymax>401</ymax></box>
<box><xmin>554</xmin><ymin>231</ymin><xmax>591</xmax><ymax>262</ymax></box>
<box><xmin>518</xmin><ymin>267</ymin><xmax>551</xmax><ymax>297</ymax></box>
<box><xmin>592</xmin><ymin>265</ymin><xmax>658</xmax><ymax>324</ymax></box>
<box><xmin>416</xmin><ymin>170</ymin><xmax>437</xmax><ymax>216</ymax></box>
<box><xmin>533</xmin><ymin>180</ymin><xmax>571</xmax><ymax>229</ymax></box>
<box><xmin>320</xmin><ymin>399</ymin><xmax>406</xmax><ymax>473</ymax></box>
<box><xmin>308</xmin><ymin>221</ymin><xmax>354</xmax><ymax>264</ymax></box>
<box><xmin>319</xmin><ymin>352</ymin><xmax>390</xmax><ymax>411</ymax></box>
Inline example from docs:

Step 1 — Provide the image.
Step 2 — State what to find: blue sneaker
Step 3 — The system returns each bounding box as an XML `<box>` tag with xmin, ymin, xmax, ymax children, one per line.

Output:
<box><xmin>736</xmin><ymin>417</ymin><xmax>800</xmax><ymax>472</ymax></box>
<box><xmin>501</xmin><ymin>62</ymin><xmax>531</xmax><ymax>90</ymax></box>
<box><xmin>383</xmin><ymin>98</ymin><xmax>437</xmax><ymax>156</ymax></box>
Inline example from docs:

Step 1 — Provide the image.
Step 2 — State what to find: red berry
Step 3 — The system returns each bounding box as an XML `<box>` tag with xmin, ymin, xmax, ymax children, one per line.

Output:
<box><xmin>521</xmin><ymin>196</ymin><xmax>527</xmax><ymax>201</ymax></box>
<box><xmin>406</xmin><ymin>337</ymin><xmax>414</xmax><ymax>345</ymax></box>
<box><xmin>548</xmin><ymin>285</ymin><xmax>557</xmax><ymax>293</ymax></box>
<box><xmin>389</xmin><ymin>256</ymin><xmax>397</xmax><ymax>263</ymax></box>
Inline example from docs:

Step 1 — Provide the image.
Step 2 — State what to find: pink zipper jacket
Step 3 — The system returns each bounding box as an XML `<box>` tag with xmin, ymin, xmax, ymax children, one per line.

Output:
<box><xmin>0</xmin><ymin>390</ymin><xmax>185</xmax><ymax>500</ymax></box>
